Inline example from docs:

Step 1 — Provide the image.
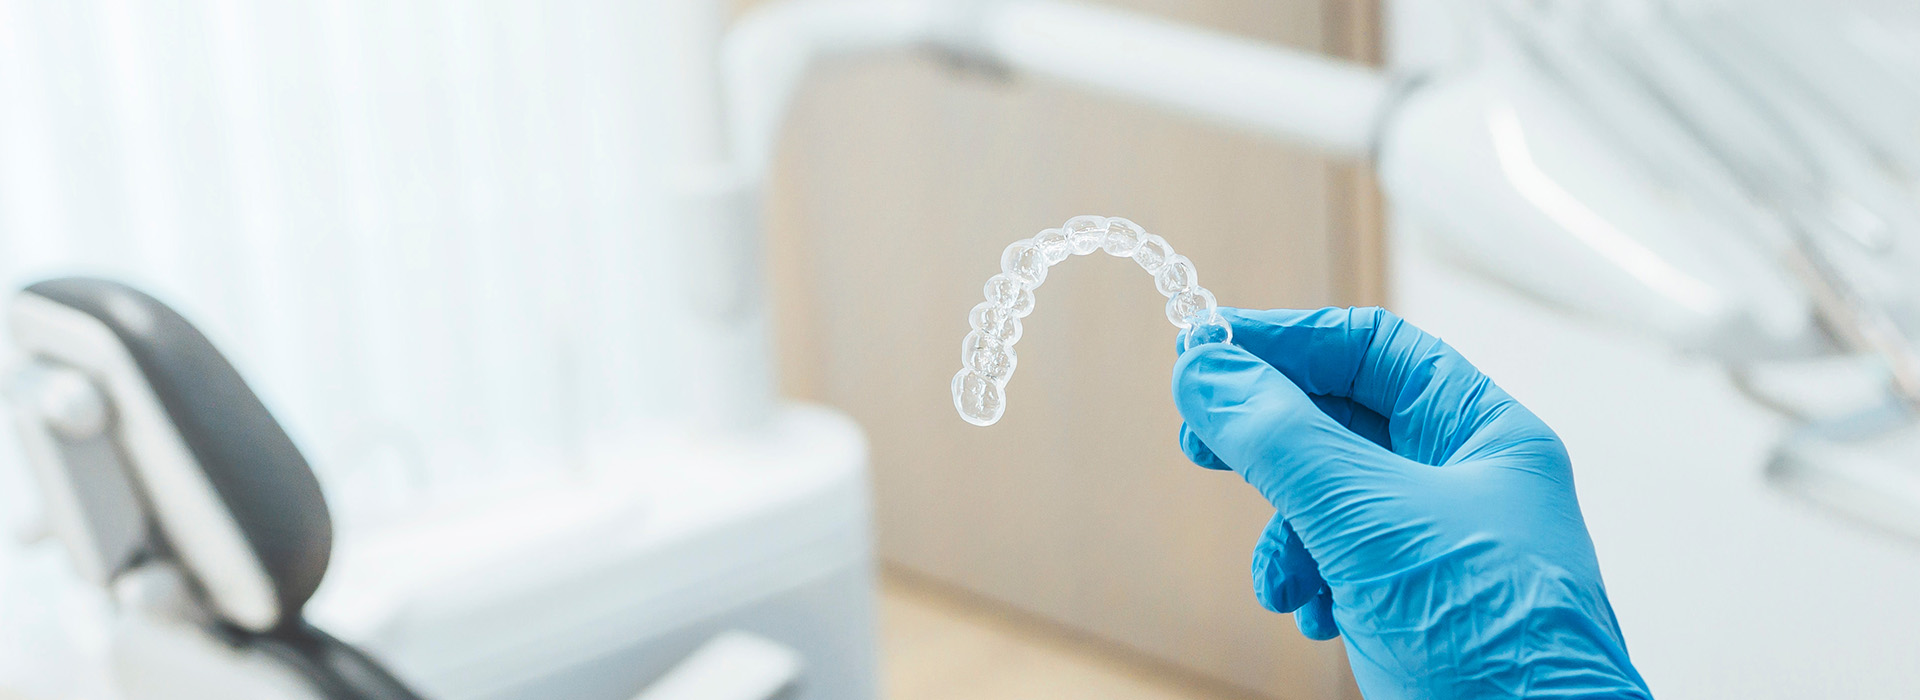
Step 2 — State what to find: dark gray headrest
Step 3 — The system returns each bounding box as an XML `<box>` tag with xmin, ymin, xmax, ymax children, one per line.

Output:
<box><xmin>17</xmin><ymin>278</ymin><xmax>332</xmax><ymax>630</ymax></box>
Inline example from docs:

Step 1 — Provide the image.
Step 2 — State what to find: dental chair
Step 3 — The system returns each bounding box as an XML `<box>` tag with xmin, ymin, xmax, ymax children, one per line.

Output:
<box><xmin>4</xmin><ymin>277</ymin><xmax>426</xmax><ymax>699</ymax></box>
<box><xmin>4</xmin><ymin>277</ymin><xmax>819</xmax><ymax>700</ymax></box>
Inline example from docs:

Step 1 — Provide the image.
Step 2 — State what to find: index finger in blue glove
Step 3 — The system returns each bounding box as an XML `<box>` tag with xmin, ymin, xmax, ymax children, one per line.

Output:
<box><xmin>1180</xmin><ymin>394</ymin><xmax>1390</xmax><ymax>472</ymax></box>
<box><xmin>1171</xmin><ymin>343</ymin><xmax>1399</xmax><ymax>516</ymax></box>
<box><xmin>1303</xmin><ymin>394</ymin><xmax>1392</xmax><ymax>448</ymax></box>
<box><xmin>1212</xmin><ymin>307</ymin><xmax>1556</xmax><ymax>466</ymax></box>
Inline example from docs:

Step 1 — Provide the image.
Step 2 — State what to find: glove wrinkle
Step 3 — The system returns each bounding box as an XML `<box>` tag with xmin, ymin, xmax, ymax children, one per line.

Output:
<box><xmin>1338</xmin><ymin>553</ymin><xmax>1649</xmax><ymax>699</ymax></box>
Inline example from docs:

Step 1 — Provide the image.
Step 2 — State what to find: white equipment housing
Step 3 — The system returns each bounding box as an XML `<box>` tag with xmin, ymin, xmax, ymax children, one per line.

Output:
<box><xmin>308</xmin><ymin>406</ymin><xmax>876</xmax><ymax>700</ymax></box>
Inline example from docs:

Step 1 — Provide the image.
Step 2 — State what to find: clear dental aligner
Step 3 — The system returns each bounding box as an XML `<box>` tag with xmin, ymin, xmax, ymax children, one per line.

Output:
<box><xmin>954</xmin><ymin>215</ymin><xmax>1232</xmax><ymax>427</ymax></box>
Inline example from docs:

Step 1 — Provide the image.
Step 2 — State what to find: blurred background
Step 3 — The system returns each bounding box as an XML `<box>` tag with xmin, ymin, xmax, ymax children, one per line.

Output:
<box><xmin>4</xmin><ymin>0</ymin><xmax>1920</xmax><ymax>699</ymax></box>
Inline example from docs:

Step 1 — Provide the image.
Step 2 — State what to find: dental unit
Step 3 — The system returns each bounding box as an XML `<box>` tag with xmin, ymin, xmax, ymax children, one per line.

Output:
<box><xmin>3</xmin><ymin>278</ymin><xmax>827</xmax><ymax>700</ymax></box>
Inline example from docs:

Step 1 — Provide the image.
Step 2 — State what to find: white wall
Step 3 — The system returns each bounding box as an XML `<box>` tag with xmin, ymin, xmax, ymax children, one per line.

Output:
<box><xmin>0</xmin><ymin>0</ymin><xmax>699</xmax><ymax>531</ymax></box>
<box><xmin>0</xmin><ymin>4</ymin><xmax>707</xmax><ymax>693</ymax></box>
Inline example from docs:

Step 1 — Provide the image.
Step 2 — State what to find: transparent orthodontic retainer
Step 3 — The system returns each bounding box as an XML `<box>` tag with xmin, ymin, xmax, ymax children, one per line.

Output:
<box><xmin>954</xmin><ymin>215</ymin><xmax>1232</xmax><ymax>427</ymax></box>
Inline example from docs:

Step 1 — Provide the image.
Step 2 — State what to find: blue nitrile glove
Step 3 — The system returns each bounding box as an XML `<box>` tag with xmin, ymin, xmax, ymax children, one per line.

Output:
<box><xmin>1173</xmin><ymin>307</ymin><xmax>1651</xmax><ymax>699</ymax></box>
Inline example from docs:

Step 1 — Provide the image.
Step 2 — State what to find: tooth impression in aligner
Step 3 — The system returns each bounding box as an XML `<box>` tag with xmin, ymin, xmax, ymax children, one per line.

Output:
<box><xmin>953</xmin><ymin>215</ymin><xmax>1231</xmax><ymax>426</ymax></box>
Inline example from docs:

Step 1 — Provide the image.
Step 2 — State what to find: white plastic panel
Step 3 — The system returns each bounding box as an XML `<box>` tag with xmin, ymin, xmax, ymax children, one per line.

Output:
<box><xmin>307</xmin><ymin>405</ymin><xmax>876</xmax><ymax>700</ymax></box>
<box><xmin>1376</xmin><ymin>65</ymin><xmax>1823</xmax><ymax>360</ymax></box>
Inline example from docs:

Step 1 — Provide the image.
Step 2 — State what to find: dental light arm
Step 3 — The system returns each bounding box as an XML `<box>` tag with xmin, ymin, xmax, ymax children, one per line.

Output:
<box><xmin>721</xmin><ymin>0</ymin><xmax>1394</xmax><ymax>177</ymax></box>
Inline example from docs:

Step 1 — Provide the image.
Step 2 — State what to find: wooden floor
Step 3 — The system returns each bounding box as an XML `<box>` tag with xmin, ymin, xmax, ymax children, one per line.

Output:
<box><xmin>880</xmin><ymin>574</ymin><xmax>1254</xmax><ymax>700</ymax></box>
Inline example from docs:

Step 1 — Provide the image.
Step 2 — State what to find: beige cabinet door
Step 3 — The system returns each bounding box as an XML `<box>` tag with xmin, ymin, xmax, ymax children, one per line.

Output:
<box><xmin>760</xmin><ymin>2</ymin><xmax>1382</xmax><ymax>698</ymax></box>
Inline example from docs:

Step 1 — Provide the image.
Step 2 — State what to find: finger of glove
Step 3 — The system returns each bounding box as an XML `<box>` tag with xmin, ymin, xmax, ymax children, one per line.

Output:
<box><xmin>1308</xmin><ymin>394</ymin><xmax>1392</xmax><ymax>449</ymax></box>
<box><xmin>1176</xmin><ymin>328</ymin><xmax>1235</xmax><ymax>471</ymax></box>
<box><xmin>1215</xmin><ymin>306</ymin><xmax>1552</xmax><ymax>465</ymax></box>
<box><xmin>1179</xmin><ymin>423</ymin><xmax>1232</xmax><ymax>470</ymax></box>
<box><xmin>1185</xmin><ymin>395</ymin><xmax>1388</xmax><ymax>471</ymax></box>
<box><xmin>1178</xmin><ymin>323</ymin><xmax>1386</xmax><ymax>460</ymax></box>
<box><xmin>1172</xmin><ymin>343</ymin><xmax>1394</xmax><ymax>513</ymax></box>
<box><xmin>1293</xmin><ymin>587</ymin><xmax>1340</xmax><ymax>641</ymax></box>
<box><xmin>1252</xmin><ymin>512</ymin><xmax>1325</xmax><ymax>614</ymax></box>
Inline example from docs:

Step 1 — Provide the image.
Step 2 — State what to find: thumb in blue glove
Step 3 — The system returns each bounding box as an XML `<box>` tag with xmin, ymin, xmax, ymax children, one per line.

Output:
<box><xmin>1174</xmin><ymin>307</ymin><xmax>1651</xmax><ymax>699</ymax></box>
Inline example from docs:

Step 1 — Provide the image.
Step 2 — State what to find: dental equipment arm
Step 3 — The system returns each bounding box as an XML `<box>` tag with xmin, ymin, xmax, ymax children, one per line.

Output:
<box><xmin>721</xmin><ymin>0</ymin><xmax>1393</xmax><ymax>178</ymax></box>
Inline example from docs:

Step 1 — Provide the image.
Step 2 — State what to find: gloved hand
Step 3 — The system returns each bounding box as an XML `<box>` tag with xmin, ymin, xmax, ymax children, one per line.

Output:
<box><xmin>1173</xmin><ymin>307</ymin><xmax>1651</xmax><ymax>699</ymax></box>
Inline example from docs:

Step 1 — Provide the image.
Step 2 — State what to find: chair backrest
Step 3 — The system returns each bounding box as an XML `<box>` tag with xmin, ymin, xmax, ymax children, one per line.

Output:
<box><xmin>9</xmin><ymin>277</ymin><xmax>332</xmax><ymax>633</ymax></box>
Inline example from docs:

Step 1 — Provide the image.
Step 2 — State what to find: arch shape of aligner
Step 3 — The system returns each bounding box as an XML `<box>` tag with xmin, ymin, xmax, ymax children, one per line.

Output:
<box><xmin>954</xmin><ymin>216</ymin><xmax>1232</xmax><ymax>427</ymax></box>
